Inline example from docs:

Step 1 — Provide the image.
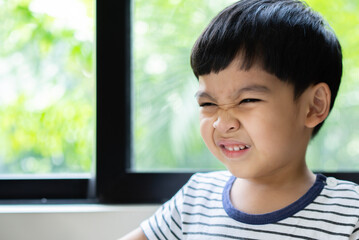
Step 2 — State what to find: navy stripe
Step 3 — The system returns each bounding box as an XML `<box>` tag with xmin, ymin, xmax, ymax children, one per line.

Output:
<box><xmin>275</xmin><ymin>222</ymin><xmax>350</xmax><ymax>237</ymax></box>
<box><xmin>187</xmin><ymin>185</ymin><xmax>222</xmax><ymax>194</ymax></box>
<box><xmin>312</xmin><ymin>201</ymin><xmax>359</xmax><ymax>209</ymax></box>
<box><xmin>191</xmin><ymin>179</ymin><xmax>225</xmax><ymax>188</ymax></box>
<box><xmin>184</xmin><ymin>193</ymin><xmax>222</xmax><ymax>202</ymax></box>
<box><xmin>319</xmin><ymin>193</ymin><xmax>359</xmax><ymax>201</ymax></box>
<box><xmin>148</xmin><ymin>220</ymin><xmax>161</xmax><ymax>240</ymax></box>
<box><xmin>160</xmin><ymin>211</ymin><xmax>180</xmax><ymax>240</ymax></box>
<box><xmin>182</xmin><ymin>211</ymin><xmax>228</xmax><ymax>218</ymax></box>
<box><xmin>324</xmin><ymin>187</ymin><xmax>358</xmax><ymax>194</ymax></box>
<box><xmin>155</xmin><ymin>214</ymin><xmax>168</xmax><ymax>240</ymax></box>
<box><xmin>169</xmin><ymin>215</ymin><xmax>181</xmax><ymax>232</ymax></box>
<box><xmin>173</xmin><ymin>195</ymin><xmax>181</xmax><ymax>217</ymax></box>
<box><xmin>303</xmin><ymin>208</ymin><xmax>359</xmax><ymax>218</ymax></box>
<box><xmin>183</xmin><ymin>222</ymin><xmax>317</xmax><ymax>240</ymax></box>
<box><xmin>168</xmin><ymin>201</ymin><xmax>181</xmax><ymax>231</ymax></box>
<box><xmin>290</xmin><ymin>215</ymin><xmax>356</xmax><ymax>227</ymax></box>
<box><xmin>183</xmin><ymin>202</ymin><xmax>223</xmax><ymax>210</ymax></box>
<box><xmin>184</xmin><ymin>231</ymin><xmax>258</xmax><ymax>240</ymax></box>
<box><xmin>337</xmin><ymin>182</ymin><xmax>358</xmax><ymax>186</ymax></box>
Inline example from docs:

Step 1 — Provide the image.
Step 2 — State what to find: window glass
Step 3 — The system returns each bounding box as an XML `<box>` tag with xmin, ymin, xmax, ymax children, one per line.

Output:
<box><xmin>133</xmin><ymin>0</ymin><xmax>237</xmax><ymax>171</ymax></box>
<box><xmin>133</xmin><ymin>0</ymin><xmax>359</xmax><ymax>172</ymax></box>
<box><xmin>305</xmin><ymin>0</ymin><xmax>359</xmax><ymax>171</ymax></box>
<box><xmin>0</xmin><ymin>0</ymin><xmax>94</xmax><ymax>175</ymax></box>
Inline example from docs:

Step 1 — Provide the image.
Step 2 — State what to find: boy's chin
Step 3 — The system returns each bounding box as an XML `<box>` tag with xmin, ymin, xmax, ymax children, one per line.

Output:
<box><xmin>224</xmin><ymin>165</ymin><xmax>269</xmax><ymax>180</ymax></box>
<box><xmin>223</xmin><ymin>165</ymin><xmax>250</xmax><ymax>179</ymax></box>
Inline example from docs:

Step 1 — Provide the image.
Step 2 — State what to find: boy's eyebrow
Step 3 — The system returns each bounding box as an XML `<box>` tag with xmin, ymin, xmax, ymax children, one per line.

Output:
<box><xmin>194</xmin><ymin>91</ymin><xmax>216</xmax><ymax>101</ymax></box>
<box><xmin>195</xmin><ymin>85</ymin><xmax>270</xmax><ymax>100</ymax></box>
<box><xmin>234</xmin><ymin>85</ymin><xmax>271</xmax><ymax>97</ymax></box>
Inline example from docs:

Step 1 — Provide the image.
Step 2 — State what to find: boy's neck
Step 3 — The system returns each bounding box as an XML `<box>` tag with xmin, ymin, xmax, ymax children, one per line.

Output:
<box><xmin>230</xmin><ymin>166</ymin><xmax>316</xmax><ymax>215</ymax></box>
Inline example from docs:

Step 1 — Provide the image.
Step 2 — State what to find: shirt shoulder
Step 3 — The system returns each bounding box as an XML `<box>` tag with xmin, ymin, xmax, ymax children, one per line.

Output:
<box><xmin>315</xmin><ymin>176</ymin><xmax>359</xmax><ymax>220</ymax></box>
<box><xmin>322</xmin><ymin>176</ymin><xmax>359</xmax><ymax>199</ymax></box>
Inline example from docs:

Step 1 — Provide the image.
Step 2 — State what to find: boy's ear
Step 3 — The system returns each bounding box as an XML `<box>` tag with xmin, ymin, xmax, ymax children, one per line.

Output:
<box><xmin>305</xmin><ymin>83</ymin><xmax>331</xmax><ymax>128</ymax></box>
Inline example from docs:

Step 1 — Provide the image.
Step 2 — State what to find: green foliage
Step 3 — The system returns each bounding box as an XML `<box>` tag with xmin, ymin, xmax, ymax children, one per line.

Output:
<box><xmin>2</xmin><ymin>0</ymin><xmax>359</xmax><ymax>174</ymax></box>
<box><xmin>0</xmin><ymin>0</ymin><xmax>94</xmax><ymax>174</ymax></box>
<box><xmin>305</xmin><ymin>0</ymin><xmax>359</xmax><ymax>171</ymax></box>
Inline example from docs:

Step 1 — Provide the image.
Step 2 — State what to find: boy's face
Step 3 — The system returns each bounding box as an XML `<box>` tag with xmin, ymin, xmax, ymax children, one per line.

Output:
<box><xmin>196</xmin><ymin>59</ymin><xmax>312</xmax><ymax>180</ymax></box>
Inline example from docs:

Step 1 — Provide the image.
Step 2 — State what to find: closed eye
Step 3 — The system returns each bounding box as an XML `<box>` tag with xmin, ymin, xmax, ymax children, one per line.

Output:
<box><xmin>199</xmin><ymin>102</ymin><xmax>217</xmax><ymax>107</ymax></box>
<box><xmin>240</xmin><ymin>99</ymin><xmax>261</xmax><ymax>104</ymax></box>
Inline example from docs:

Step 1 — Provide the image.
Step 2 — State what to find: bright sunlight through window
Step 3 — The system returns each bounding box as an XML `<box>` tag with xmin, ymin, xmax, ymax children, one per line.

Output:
<box><xmin>0</xmin><ymin>0</ymin><xmax>94</xmax><ymax>176</ymax></box>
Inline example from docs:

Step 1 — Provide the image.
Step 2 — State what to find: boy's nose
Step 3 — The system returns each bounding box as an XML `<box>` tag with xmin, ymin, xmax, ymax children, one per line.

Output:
<box><xmin>212</xmin><ymin>111</ymin><xmax>240</xmax><ymax>133</ymax></box>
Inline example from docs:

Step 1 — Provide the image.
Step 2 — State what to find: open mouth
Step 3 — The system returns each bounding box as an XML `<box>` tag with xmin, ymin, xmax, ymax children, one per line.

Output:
<box><xmin>221</xmin><ymin>144</ymin><xmax>250</xmax><ymax>152</ymax></box>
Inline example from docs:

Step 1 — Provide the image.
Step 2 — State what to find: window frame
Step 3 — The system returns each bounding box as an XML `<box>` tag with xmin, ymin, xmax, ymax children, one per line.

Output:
<box><xmin>0</xmin><ymin>0</ymin><xmax>192</xmax><ymax>204</ymax></box>
<box><xmin>0</xmin><ymin>0</ymin><xmax>359</xmax><ymax>204</ymax></box>
<box><xmin>95</xmin><ymin>0</ymin><xmax>193</xmax><ymax>204</ymax></box>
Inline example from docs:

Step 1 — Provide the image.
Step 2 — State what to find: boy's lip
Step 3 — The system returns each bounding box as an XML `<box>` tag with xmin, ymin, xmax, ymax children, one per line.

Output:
<box><xmin>216</xmin><ymin>139</ymin><xmax>251</xmax><ymax>158</ymax></box>
<box><xmin>216</xmin><ymin>139</ymin><xmax>250</xmax><ymax>147</ymax></box>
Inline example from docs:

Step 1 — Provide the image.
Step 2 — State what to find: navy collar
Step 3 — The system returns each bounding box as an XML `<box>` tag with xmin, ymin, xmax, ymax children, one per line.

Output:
<box><xmin>222</xmin><ymin>174</ymin><xmax>326</xmax><ymax>225</ymax></box>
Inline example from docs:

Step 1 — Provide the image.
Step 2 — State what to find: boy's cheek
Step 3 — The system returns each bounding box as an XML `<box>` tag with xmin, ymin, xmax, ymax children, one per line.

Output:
<box><xmin>199</xmin><ymin>118</ymin><xmax>210</xmax><ymax>136</ymax></box>
<box><xmin>199</xmin><ymin>109</ymin><xmax>216</xmax><ymax>119</ymax></box>
<box><xmin>199</xmin><ymin>119</ymin><xmax>215</xmax><ymax>144</ymax></box>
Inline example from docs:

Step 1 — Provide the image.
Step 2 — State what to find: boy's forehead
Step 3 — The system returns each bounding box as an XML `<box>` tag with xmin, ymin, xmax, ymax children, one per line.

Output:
<box><xmin>197</xmin><ymin>75</ymin><xmax>272</xmax><ymax>100</ymax></box>
<box><xmin>197</xmin><ymin>60</ymin><xmax>270</xmax><ymax>88</ymax></box>
<box><xmin>196</xmin><ymin>63</ymin><xmax>296</xmax><ymax>100</ymax></box>
<box><xmin>195</xmin><ymin>83</ymin><xmax>271</xmax><ymax>100</ymax></box>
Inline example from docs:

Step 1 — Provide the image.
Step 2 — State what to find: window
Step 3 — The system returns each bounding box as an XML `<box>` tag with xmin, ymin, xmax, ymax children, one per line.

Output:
<box><xmin>1</xmin><ymin>0</ymin><xmax>359</xmax><ymax>204</ymax></box>
<box><xmin>0</xmin><ymin>0</ymin><xmax>95</xmax><ymax>202</ymax></box>
<box><xmin>0</xmin><ymin>0</ymin><xmax>94</xmax><ymax>175</ymax></box>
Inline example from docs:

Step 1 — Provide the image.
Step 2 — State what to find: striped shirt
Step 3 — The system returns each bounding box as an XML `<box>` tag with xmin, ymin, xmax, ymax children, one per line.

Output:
<box><xmin>141</xmin><ymin>171</ymin><xmax>359</xmax><ymax>239</ymax></box>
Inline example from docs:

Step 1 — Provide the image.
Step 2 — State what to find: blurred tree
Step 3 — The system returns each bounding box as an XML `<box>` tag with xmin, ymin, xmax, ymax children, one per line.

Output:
<box><xmin>0</xmin><ymin>0</ymin><xmax>94</xmax><ymax>174</ymax></box>
<box><xmin>1</xmin><ymin>0</ymin><xmax>358</xmax><ymax>174</ymax></box>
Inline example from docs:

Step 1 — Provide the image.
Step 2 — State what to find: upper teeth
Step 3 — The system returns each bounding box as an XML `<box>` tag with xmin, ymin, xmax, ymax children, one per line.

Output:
<box><xmin>225</xmin><ymin>145</ymin><xmax>249</xmax><ymax>151</ymax></box>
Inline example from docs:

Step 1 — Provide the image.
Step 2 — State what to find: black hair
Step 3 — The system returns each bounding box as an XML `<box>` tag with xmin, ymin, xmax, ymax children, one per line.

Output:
<box><xmin>190</xmin><ymin>0</ymin><xmax>342</xmax><ymax>137</ymax></box>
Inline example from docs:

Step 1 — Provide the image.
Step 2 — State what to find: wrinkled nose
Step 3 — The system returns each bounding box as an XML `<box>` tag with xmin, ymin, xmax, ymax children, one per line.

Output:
<box><xmin>212</xmin><ymin>111</ymin><xmax>240</xmax><ymax>133</ymax></box>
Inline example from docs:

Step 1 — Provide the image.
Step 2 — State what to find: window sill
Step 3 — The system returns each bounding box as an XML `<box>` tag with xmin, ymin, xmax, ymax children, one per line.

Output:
<box><xmin>0</xmin><ymin>203</ymin><xmax>159</xmax><ymax>214</ymax></box>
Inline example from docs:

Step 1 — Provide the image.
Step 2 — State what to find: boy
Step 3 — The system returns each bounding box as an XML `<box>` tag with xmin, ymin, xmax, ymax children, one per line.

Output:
<box><xmin>122</xmin><ymin>0</ymin><xmax>359</xmax><ymax>239</ymax></box>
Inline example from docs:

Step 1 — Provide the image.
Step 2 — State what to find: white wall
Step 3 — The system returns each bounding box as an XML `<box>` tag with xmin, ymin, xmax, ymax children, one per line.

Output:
<box><xmin>0</xmin><ymin>204</ymin><xmax>159</xmax><ymax>240</ymax></box>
